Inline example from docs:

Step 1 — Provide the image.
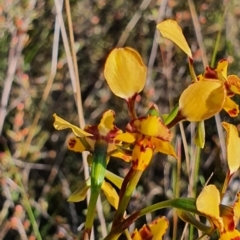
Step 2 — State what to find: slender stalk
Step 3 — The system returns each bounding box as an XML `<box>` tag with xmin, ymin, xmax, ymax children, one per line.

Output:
<box><xmin>104</xmin><ymin>169</ymin><xmax>142</xmax><ymax>240</ymax></box>
<box><xmin>83</xmin><ymin>142</ymin><xmax>108</xmax><ymax>239</ymax></box>
<box><xmin>221</xmin><ymin>170</ymin><xmax>231</xmax><ymax>199</ymax></box>
<box><xmin>104</xmin><ymin>197</ymin><xmax>202</xmax><ymax>240</ymax></box>
<box><xmin>5</xmin><ymin>150</ymin><xmax>42</xmax><ymax>240</ymax></box>
<box><xmin>113</xmin><ymin>169</ymin><xmax>142</xmax><ymax>226</ymax></box>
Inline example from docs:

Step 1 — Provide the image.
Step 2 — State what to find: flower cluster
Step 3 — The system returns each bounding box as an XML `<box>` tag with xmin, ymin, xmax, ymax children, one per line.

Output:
<box><xmin>53</xmin><ymin>19</ymin><xmax>240</xmax><ymax>240</ymax></box>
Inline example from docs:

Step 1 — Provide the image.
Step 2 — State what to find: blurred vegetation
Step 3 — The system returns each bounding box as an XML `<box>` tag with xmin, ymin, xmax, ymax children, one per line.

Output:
<box><xmin>1</xmin><ymin>0</ymin><xmax>240</xmax><ymax>239</ymax></box>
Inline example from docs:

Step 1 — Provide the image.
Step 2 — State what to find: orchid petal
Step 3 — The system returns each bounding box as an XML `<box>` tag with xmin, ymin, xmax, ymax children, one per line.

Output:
<box><xmin>179</xmin><ymin>80</ymin><xmax>225</xmax><ymax>121</ymax></box>
<box><xmin>111</xmin><ymin>151</ymin><xmax>132</xmax><ymax>162</ymax></box>
<box><xmin>132</xmin><ymin>144</ymin><xmax>153</xmax><ymax>171</ymax></box>
<box><xmin>104</xmin><ymin>47</ymin><xmax>146</xmax><ymax>99</ymax></box>
<box><xmin>196</xmin><ymin>185</ymin><xmax>224</xmax><ymax>232</ymax></box>
<box><xmin>222</xmin><ymin>97</ymin><xmax>239</xmax><ymax>117</ymax></box>
<box><xmin>101</xmin><ymin>181</ymin><xmax>119</xmax><ymax>209</ymax></box>
<box><xmin>67</xmin><ymin>179</ymin><xmax>91</xmax><ymax>202</ymax></box>
<box><xmin>219</xmin><ymin>229</ymin><xmax>240</xmax><ymax>240</ymax></box>
<box><xmin>97</xmin><ymin>110</ymin><xmax>122</xmax><ymax>139</ymax></box>
<box><xmin>216</xmin><ymin>59</ymin><xmax>228</xmax><ymax>80</ymax></box>
<box><xmin>222</xmin><ymin>122</ymin><xmax>240</xmax><ymax>175</ymax></box>
<box><xmin>131</xmin><ymin>116</ymin><xmax>172</xmax><ymax>140</ymax></box>
<box><xmin>53</xmin><ymin>114</ymin><xmax>92</xmax><ymax>137</ymax></box>
<box><xmin>227</xmin><ymin>75</ymin><xmax>240</xmax><ymax>94</ymax></box>
<box><xmin>131</xmin><ymin>217</ymin><xmax>169</xmax><ymax>240</ymax></box>
<box><xmin>149</xmin><ymin>217</ymin><xmax>169</xmax><ymax>240</ymax></box>
<box><xmin>157</xmin><ymin>20</ymin><xmax>192</xmax><ymax>58</ymax></box>
<box><xmin>115</xmin><ymin>132</ymin><xmax>136</xmax><ymax>143</ymax></box>
<box><xmin>68</xmin><ymin>137</ymin><xmax>86</xmax><ymax>152</ymax></box>
<box><xmin>153</xmin><ymin>138</ymin><xmax>178</xmax><ymax>159</ymax></box>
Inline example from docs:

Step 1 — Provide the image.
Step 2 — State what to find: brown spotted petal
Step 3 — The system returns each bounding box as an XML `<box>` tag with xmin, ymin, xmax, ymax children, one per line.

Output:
<box><xmin>129</xmin><ymin>115</ymin><xmax>172</xmax><ymax>141</ymax></box>
<box><xmin>227</xmin><ymin>75</ymin><xmax>240</xmax><ymax>95</ymax></box>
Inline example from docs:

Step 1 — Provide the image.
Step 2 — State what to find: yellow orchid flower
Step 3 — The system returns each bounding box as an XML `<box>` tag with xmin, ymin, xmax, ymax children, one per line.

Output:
<box><xmin>116</xmin><ymin>105</ymin><xmax>177</xmax><ymax>171</ymax></box>
<box><xmin>53</xmin><ymin>110</ymin><xmax>131</xmax><ymax>162</ymax></box>
<box><xmin>202</xmin><ymin>59</ymin><xmax>240</xmax><ymax>117</ymax></box>
<box><xmin>196</xmin><ymin>185</ymin><xmax>240</xmax><ymax>239</ymax></box>
<box><xmin>178</xmin><ymin>59</ymin><xmax>240</xmax><ymax>122</ymax></box>
<box><xmin>53</xmin><ymin>110</ymin><xmax>131</xmax><ymax>212</ymax></box>
<box><xmin>157</xmin><ymin>20</ymin><xmax>240</xmax><ymax>122</ymax></box>
<box><xmin>131</xmin><ymin>216</ymin><xmax>169</xmax><ymax>240</ymax></box>
<box><xmin>104</xmin><ymin>47</ymin><xmax>147</xmax><ymax>100</ymax></box>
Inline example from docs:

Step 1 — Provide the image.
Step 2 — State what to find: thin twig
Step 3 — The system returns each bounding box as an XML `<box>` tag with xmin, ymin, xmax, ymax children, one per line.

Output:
<box><xmin>146</xmin><ymin>0</ymin><xmax>169</xmax><ymax>86</ymax></box>
<box><xmin>188</xmin><ymin>0</ymin><xmax>227</xmax><ymax>161</ymax></box>
<box><xmin>116</xmin><ymin>0</ymin><xmax>152</xmax><ymax>47</ymax></box>
<box><xmin>20</xmin><ymin>0</ymin><xmax>63</xmax><ymax>159</ymax></box>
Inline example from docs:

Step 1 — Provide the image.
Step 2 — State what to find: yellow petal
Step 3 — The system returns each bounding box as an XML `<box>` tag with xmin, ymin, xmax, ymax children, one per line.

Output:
<box><xmin>219</xmin><ymin>229</ymin><xmax>240</xmax><ymax>240</ymax></box>
<box><xmin>157</xmin><ymin>20</ymin><xmax>192</xmax><ymax>58</ymax></box>
<box><xmin>115</xmin><ymin>132</ymin><xmax>136</xmax><ymax>143</ymax></box>
<box><xmin>111</xmin><ymin>151</ymin><xmax>132</xmax><ymax>162</ymax></box>
<box><xmin>68</xmin><ymin>136</ymin><xmax>86</xmax><ymax>152</ymax></box>
<box><xmin>105</xmin><ymin>170</ymin><xmax>123</xmax><ymax>189</ymax></box>
<box><xmin>221</xmin><ymin>205</ymin><xmax>235</xmax><ymax>232</ymax></box>
<box><xmin>222</xmin><ymin>122</ymin><xmax>240</xmax><ymax>175</ymax></box>
<box><xmin>222</xmin><ymin>96</ymin><xmax>239</xmax><ymax>117</ymax></box>
<box><xmin>53</xmin><ymin>114</ymin><xmax>92</xmax><ymax>137</ymax></box>
<box><xmin>233</xmin><ymin>193</ymin><xmax>240</xmax><ymax>227</ymax></box>
<box><xmin>97</xmin><ymin>110</ymin><xmax>121</xmax><ymax>137</ymax></box>
<box><xmin>131</xmin><ymin>229</ymin><xmax>142</xmax><ymax>240</ymax></box>
<box><xmin>67</xmin><ymin>179</ymin><xmax>91</xmax><ymax>202</ymax></box>
<box><xmin>132</xmin><ymin>116</ymin><xmax>172</xmax><ymax>140</ymax></box>
<box><xmin>104</xmin><ymin>47</ymin><xmax>146</xmax><ymax>99</ymax></box>
<box><xmin>196</xmin><ymin>185</ymin><xmax>224</xmax><ymax>232</ymax></box>
<box><xmin>149</xmin><ymin>217</ymin><xmax>169</xmax><ymax>240</ymax></box>
<box><xmin>153</xmin><ymin>138</ymin><xmax>178</xmax><ymax>159</ymax></box>
<box><xmin>101</xmin><ymin>181</ymin><xmax>119</xmax><ymax>209</ymax></box>
<box><xmin>131</xmin><ymin>217</ymin><xmax>169</xmax><ymax>240</ymax></box>
<box><xmin>132</xmin><ymin>144</ymin><xmax>153</xmax><ymax>171</ymax></box>
<box><xmin>216</xmin><ymin>59</ymin><xmax>228</xmax><ymax>80</ymax></box>
<box><xmin>179</xmin><ymin>80</ymin><xmax>225</xmax><ymax>121</ymax></box>
<box><xmin>227</xmin><ymin>75</ymin><xmax>240</xmax><ymax>94</ymax></box>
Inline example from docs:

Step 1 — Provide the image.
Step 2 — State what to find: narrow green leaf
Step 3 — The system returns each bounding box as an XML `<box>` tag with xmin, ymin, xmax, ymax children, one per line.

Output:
<box><xmin>163</xmin><ymin>104</ymin><xmax>179</xmax><ymax>125</ymax></box>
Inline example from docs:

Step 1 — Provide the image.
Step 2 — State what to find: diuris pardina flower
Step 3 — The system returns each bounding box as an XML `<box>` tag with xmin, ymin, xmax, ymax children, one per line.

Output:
<box><xmin>104</xmin><ymin>47</ymin><xmax>177</xmax><ymax>170</ymax></box>
<box><xmin>196</xmin><ymin>185</ymin><xmax>240</xmax><ymax>239</ymax></box>
<box><xmin>157</xmin><ymin>20</ymin><xmax>240</xmax><ymax>122</ymax></box>
<box><xmin>53</xmin><ymin>110</ymin><xmax>130</xmax><ymax>209</ymax></box>
<box><xmin>53</xmin><ymin>110</ymin><xmax>130</xmax><ymax>162</ymax></box>
<box><xmin>116</xmin><ymin>105</ymin><xmax>177</xmax><ymax>171</ymax></box>
<box><xmin>131</xmin><ymin>217</ymin><xmax>169</xmax><ymax>240</ymax></box>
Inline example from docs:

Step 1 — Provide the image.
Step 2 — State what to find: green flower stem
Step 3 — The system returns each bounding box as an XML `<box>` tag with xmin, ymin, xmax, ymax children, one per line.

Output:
<box><xmin>104</xmin><ymin>197</ymin><xmax>204</xmax><ymax>240</ymax></box>
<box><xmin>139</xmin><ymin>198</ymin><xmax>199</xmax><ymax>218</ymax></box>
<box><xmin>104</xmin><ymin>168</ymin><xmax>142</xmax><ymax>240</ymax></box>
<box><xmin>189</xmin><ymin>145</ymin><xmax>201</xmax><ymax>239</ymax></box>
<box><xmin>113</xmin><ymin>168</ymin><xmax>142</xmax><ymax>225</ymax></box>
<box><xmin>83</xmin><ymin>141</ymin><xmax>108</xmax><ymax>239</ymax></box>
<box><xmin>177</xmin><ymin>209</ymin><xmax>212</xmax><ymax>234</ymax></box>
